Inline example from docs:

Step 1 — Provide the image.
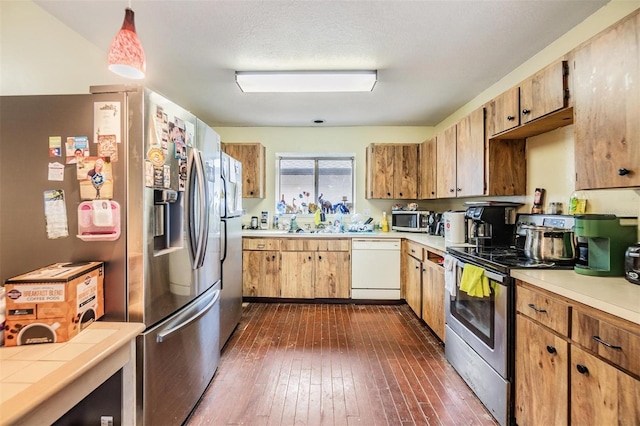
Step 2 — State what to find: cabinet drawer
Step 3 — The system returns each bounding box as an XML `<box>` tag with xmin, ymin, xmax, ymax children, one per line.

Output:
<box><xmin>406</xmin><ymin>241</ymin><xmax>424</xmax><ymax>261</ymax></box>
<box><xmin>280</xmin><ymin>239</ymin><xmax>349</xmax><ymax>252</ymax></box>
<box><xmin>243</xmin><ymin>238</ymin><xmax>281</xmax><ymax>251</ymax></box>
<box><xmin>572</xmin><ymin>309</ymin><xmax>640</xmax><ymax>378</ymax></box>
<box><xmin>516</xmin><ymin>284</ymin><xmax>569</xmax><ymax>337</ymax></box>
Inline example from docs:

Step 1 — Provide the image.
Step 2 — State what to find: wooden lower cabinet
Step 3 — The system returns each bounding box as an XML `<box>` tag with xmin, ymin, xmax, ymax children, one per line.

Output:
<box><xmin>516</xmin><ymin>280</ymin><xmax>640</xmax><ymax>426</ymax></box>
<box><xmin>314</xmin><ymin>251</ymin><xmax>350</xmax><ymax>298</ymax></box>
<box><xmin>280</xmin><ymin>251</ymin><xmax>314</xmax><ymax>298</ymax></box>
<box><xmin>571</xmin><ymin>346</ymin><xmax>640</xmax><ymax>425</ymax></box>
<box><xmin>243</xmin><ymin>238</ymin><xmax>350</xmax><ymax>299</ymax></box>
<box><xmin>515</xmin><ymin>313</ymin><xmax>568</xmax><ymax>426</ymax></box>
<box><xmin>242</xmin><ymin>250</ymin><xmax>280</xmax><ymax>297</ymax></box>
<box><xmin>405</xmin><ymin>254</ymin><xmax>422</xmax><ymax>316</ymax></box>
<box><xmin>421</xmin><ymin>256</ymin><xmax>445</xmax><ymax>342</ymax></box>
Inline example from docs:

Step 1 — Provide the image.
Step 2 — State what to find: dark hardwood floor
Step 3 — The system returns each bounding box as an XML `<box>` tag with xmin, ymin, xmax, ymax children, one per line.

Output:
<box><xmin>186</xmin><ymin>303</ymin><xmax>498</xmax><ymax>426</ymax></box>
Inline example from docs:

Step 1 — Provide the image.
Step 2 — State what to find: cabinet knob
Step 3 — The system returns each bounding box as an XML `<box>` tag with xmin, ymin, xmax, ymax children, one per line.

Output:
<box><xmin>546</xmin><ymin>345</ymin><xmax>557</xmax><ymax>354</ymax></box>
<box><xmin>456</xmin><ymin>188</ymin><xmax>461</xmax><ymax>192</ymax></box>
<box><xmin>507</xmin><ymin>115</ymin><xmax>515</xmax><ymax>121</ymax></box>
<box><xmin>449</xmin><ymin>188</ymin><xmax>455</xmax><ymax>193</ymax></box>
<box><xmin>399</xmin><ymin>192</ymin><xmax>403</xmax><ymax>196</ymax></box>
<box><xmin>415</xmin><ymin>265</ymin><xmax>420</xmax><ymax>270</ymax></box>
<box><xmin>618</xmin><ymin>168</ymin><xmax>631</xmax><ymax>176</ymax></box>
<box><xmin>318</xmin><ymin>255</ymin><xmax>322</xmax><ymax>260</ymax></box>
<box><xmin>431</xmin><ymin>191</ymin><xmax>435</xmax><ymax>195</ymax></box>
<box><xmin>250</xmin><ymin>191</ymin><xmax>254</xmax><ymax>195</ymax></box>
<box><xmin>522</xmin><ymin>109</ymin><xmax>531</xmax><ymax>115</ymax></box>
<box><xmin>576</xmin><ymin>364</ymin><xmax>589</xmax><ymax>375</ymax></box>
<box><xmin>387</xmin><ymin>192</ymin><xmax>391</xmax><ymax>196</ymax></box>
<box><xmin>308</xmin><ymin>256</ymin><xmax>312</xmax><ymax>260</ymax></box>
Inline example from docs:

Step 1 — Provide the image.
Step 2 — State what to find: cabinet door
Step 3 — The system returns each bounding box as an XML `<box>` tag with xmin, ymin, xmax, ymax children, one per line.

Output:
<box><xmin>573</xmin><ymin>11</ymin><xmax>640</xmax><ymax>189</ymax></box>
<box><xmin>418</xmin><ymin>137</ymin><xmax>437</xmax><ymax>199</ymax></box>
<box><xmin>421</xmin><ymin>260</ymin><xmax>445</xmax><ymax>342</ymax></box>
<box><xmin>222</xmin><ymin>143</ymin><xmax>265</xmax><ymax>198</ymax></box>
<box><xmin>405</xmin><ymin>255</ymin><xmax>422</xmax><ymax>317</ymax></box>
<box><xmin>435</xmin><ymin>125</ymin><xmax>457</xmax><ymax>198</ymax></box>
<box><xmin>455</xmin><ymin>107</ymin><xmax>485</xmax><ymax>197</ymax></box>
<box><xmin>314</xmin><ymin>252</ymin><xmax>350</xmax><ymax>298</ymax></box>
<box><xmin>242</xmin><ymin>250</ymin><xmax>280</xmax><ymax>297</ymax></box>
<box><xmin>520</xmin><ymin>60</ymin><xmax>568</xmax><ymax>124</ymax></box>
<box><xmin>366</xmin><ymin>144</ymin><xmax>394</xmax><ymax>199</ymax></box>
<box><xmin>571</xmin><ymin>346</ymin><xmax>640</xmax><ymax>425</ymax></box>
<box><xmin>280</xmin><ymin>251</ymin><xmax>314</xmax><ymax>298</ymax></box>
<box><xmin>514</xmin><ymin>314</ymin><xmax>568</xmax><ymax>426</ymax></box>
<box><xmin>394</xmin><ymin>144</ymin><xmax>418</xmax><ymax>199</ymax></box>
<box><xmin>487</xmin><ymin>86</ymin><xmax>520</xmax><ymax>136</ymax></box>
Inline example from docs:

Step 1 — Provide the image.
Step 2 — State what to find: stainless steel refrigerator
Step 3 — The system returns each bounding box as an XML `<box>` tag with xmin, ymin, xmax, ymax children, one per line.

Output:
<box><xmin>0</xmin><ymin>85</ymin><xmax>222</xmax><ymax>425</ymax></box>
<box><xmin>220</xmin><ymin>152</ymin><xmax>243</xmax><ymax>348</ymax></box>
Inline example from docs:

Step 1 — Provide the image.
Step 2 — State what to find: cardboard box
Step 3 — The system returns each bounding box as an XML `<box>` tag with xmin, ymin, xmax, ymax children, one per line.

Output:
<box><xmin>3</xmin><ymin>262</ymin><xmax>104</xmax><ymax>346</ymax></box>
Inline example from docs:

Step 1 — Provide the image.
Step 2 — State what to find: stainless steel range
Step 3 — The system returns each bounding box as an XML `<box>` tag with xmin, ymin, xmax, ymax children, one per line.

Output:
<box><xmin>444</xmin><ymin>209</ymin><xmax>575</xmax><ymax>426</ymax></box>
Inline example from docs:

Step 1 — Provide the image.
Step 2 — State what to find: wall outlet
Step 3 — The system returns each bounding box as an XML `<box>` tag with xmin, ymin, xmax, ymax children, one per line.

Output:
<box><xmin>100</xmin><ymin>416</ymin><xmax>114</xmax><ymax>426</ymax></box>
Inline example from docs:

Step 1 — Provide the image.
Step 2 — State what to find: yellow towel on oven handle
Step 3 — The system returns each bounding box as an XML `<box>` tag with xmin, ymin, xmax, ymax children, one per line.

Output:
<box><xmin>459</xmin><ymin>263</ymin><xmax>491</xmax><ymax>298</ymax></box>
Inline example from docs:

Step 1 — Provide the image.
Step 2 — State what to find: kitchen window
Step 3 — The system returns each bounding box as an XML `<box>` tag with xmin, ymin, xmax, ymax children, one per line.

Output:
<box><xmin>275</xmin><ymin>154</ymin><xmax>355</xmax><ymax>214</ymax></box>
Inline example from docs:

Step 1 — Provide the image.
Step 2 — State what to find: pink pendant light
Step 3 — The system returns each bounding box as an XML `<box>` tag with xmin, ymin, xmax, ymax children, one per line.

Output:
<box><xmin>107</xmin><ymin>7</ymin><xmax>146</xmax><ymax>79</ymax></box>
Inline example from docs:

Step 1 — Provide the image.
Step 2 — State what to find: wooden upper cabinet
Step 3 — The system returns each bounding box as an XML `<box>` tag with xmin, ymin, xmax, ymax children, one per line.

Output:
<box><xmin>221</xmin><ymin>142</ymin><xmax>266</xmax><ymax>198</ymax></box>
<box><xmin>455</xmin><ymin>107</ymin><xmax>485</xmax><ymax>197</ymax></box>
<box><xmin>487</xmin><ymin>86</ymin><xmax>520</xmax><ymax>137</ymax></box>
<box><xmin>520</xmin><ymin>60</ymin><xmax>569</xmax><ymax>124</ymax></box>
<box><xmin>573</xmin><ymin>10</ymin><xmax>640</xmax><ymax>189</ymax></box>
<box><xmin>394</xmin><ymin>144</ymin><xmax>419</xmax><ymax>199</ymax></box>
<box><xmin>366</xmin><ymin>143</ymin><xmax>418</xmax><ymax>199</ymax></box>
<box><xmin>418</xmin><ymin>137</ymin><xmax>437</xmax><ymax>199</ymax></box>
<box><xmin>436</xmin><ymin>107</ymin><xmax>486</xmax><ymax>198</ymax></box>
<box><xmin>435</xmin><ymin>124</ymin><xmax>457</xmax><ymax>198</ymax></box>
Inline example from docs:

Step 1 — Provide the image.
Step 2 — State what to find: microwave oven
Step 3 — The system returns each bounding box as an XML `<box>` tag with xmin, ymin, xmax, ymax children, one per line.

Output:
<box><xmin>391</xmin><ymin>210</ymin><xmax>430</xmax><ymax>233</ymax></box>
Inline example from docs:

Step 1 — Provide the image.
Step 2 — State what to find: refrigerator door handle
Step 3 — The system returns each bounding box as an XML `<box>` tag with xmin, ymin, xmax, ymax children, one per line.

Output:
<box><xmin>187</xmin><ymin>149</ymin><xmax>198</xmax><ymax>267</ymax></box>
<box><xmin>156</xmin><ymin>288</ymin><xmax>221</xmax><ymax>343</ymax></box>
<box><xmin>195</xmin><ymin>150</ymin><xmax>210</xmax><ymax>268</ymax></box>
<box><xmin>220</xmin><ymin>174</ymin><xmax>229</xmax><ymax>218</ymax></box>
<box><xmin>192</xmin><ymin>149</ymin><xmax>207</xmax><ymax>268</ymax></box>
<box><xmin>220</xmin><ymin>219</ymin><xmax>228</xmax><ymax>263</ymax></box>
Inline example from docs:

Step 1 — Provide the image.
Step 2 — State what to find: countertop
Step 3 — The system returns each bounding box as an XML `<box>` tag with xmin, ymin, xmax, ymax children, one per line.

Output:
<box><xmin>511</xmin><ymin>269</ymin><xmax>640</xmax><ymax>325</ymax></box>
<box><xmin>243</xmin><ymin>229</ymin><xmax>448</xmax><ymax>252</ymax></box>
<box><xmin>0</xmin><ymin>321</ymin><xmax>144</xmax><ymax>426</ymax></box>
<box><xmin>243</xmin><ymin>229</ymin><xmax>640</xmax><ymax>325</ymax></box>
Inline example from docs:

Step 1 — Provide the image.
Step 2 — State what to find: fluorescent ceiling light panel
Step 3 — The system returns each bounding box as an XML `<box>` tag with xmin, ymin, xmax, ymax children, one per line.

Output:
<box><xmin>235</xmin><ymin>71</ymin><xmax>377</xmax><ymax>93</ymax></box>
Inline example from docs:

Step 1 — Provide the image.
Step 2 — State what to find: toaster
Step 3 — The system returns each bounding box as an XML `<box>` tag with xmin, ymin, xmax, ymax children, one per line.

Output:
<box><xmin>625</xmin><ymin>244</ymin><xmax>640</xmax><ymax>285</ymax></box>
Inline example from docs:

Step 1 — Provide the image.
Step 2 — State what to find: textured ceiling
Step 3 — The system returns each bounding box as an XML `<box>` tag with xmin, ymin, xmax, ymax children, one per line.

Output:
<box><xmin>34</xmin><ymin>0</ymin><xmax>609</xmax><ymax>127</ymax></box>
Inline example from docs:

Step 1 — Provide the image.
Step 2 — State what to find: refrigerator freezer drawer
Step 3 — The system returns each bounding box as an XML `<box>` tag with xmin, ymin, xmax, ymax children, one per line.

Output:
<box><xmin>138</xmin><ymin>283</ymin><xmax>221</xmax><ymax>425</ymax></box>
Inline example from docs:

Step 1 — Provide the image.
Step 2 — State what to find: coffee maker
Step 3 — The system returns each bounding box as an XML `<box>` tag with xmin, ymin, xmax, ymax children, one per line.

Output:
<box><xmin>574</xmin><ymin>214</ymin><xmax>638</xmax><ymax>276</ymax></box>
<box><xmin>465</xmin><ymin>204</ymin><xmax>518</xmax><ymax>247</ymax></box>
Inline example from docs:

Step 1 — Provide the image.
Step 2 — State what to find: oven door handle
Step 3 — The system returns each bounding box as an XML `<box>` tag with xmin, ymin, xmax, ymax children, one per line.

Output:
<box><xmin>456</xmin><ymin>260</ymin><xmax>506</xmax><ymax>284</ymax></box>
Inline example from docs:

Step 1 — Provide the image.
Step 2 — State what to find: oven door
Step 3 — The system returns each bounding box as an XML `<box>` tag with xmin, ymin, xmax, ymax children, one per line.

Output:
<box><xmin>445</xmin><ymin>259</ymin><xmax>510</xmax><ymax>378</ymax></box>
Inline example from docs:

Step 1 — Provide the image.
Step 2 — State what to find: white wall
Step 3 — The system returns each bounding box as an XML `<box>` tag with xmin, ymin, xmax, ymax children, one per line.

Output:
<box><xmin>2</xmin><ymin>0</ymin><xmax>639</xmax><ymax>226</ymax></box>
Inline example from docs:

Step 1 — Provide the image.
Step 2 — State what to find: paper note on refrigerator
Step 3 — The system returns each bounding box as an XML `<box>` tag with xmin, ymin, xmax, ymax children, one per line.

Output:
<box><xmin>43</xmin><ymin>189</ymin><xmax>69</xmax><ymax>239</ymax></box>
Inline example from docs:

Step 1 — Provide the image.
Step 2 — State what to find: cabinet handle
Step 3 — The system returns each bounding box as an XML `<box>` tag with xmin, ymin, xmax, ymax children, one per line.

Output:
<box><xmin>576</xmin><ymin>364</ymin><xmax>589</xmax><ymax>375</ymax></box>
<box><xmin>507</xmin><ymin>115</ymin><xmax>515</xmax><ymax>121</ymax></box>
<box><xmin>592</xmin><ymin>335</ymin><xmax>622</xmax><ymax>350</ymax></box>
<box><xmin>522</xmin><ymin>109</ymin><xmax>530</xmax><ymax>115</ymax></box>
<box><xmin>546</xmin><ymin>345</ymin><xmax>557</xmax><ymax>354</ymax></box>
<box><xmin>257</xmin><ymin>244</ymin><xmax>265</xmax><ymax>249</ymax></box>
<box><xmin>527</xmin><ymin>303</ymin><xmax>547</xmax><ymax>313</ymax></box>
<box><xmin>618</xmin><ymin>168</ymin><xmax>631</xmax><ymax>176</ymax></box>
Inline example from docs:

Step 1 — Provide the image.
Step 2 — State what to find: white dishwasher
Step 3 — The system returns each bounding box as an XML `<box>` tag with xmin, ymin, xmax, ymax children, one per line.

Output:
<box><xmin>351</xmin><ymin>238</ymin><xmax>401</xmax><ymax>299</ymax></box>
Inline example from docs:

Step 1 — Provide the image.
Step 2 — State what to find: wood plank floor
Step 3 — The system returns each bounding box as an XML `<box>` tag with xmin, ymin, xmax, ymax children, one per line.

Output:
<box><xmin>186</xmin><ymin>303</ymin><xmax>498</xmax><ymax>426</ymax></box>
